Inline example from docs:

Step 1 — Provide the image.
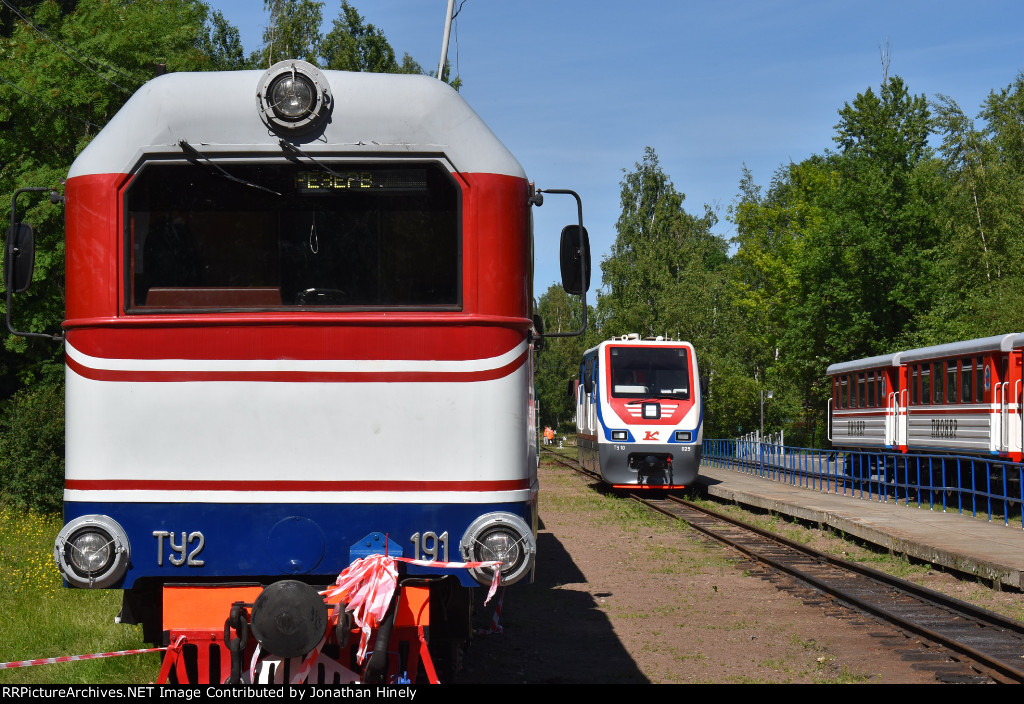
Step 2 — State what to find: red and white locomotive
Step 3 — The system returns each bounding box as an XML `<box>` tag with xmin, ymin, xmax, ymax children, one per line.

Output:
<box><xmin>827</xmin><ymin>333</ymin><xmax>1024</xmax><ymax>461</ymax></box>
<box><xmin>6</xmin><ymin>60</ymin><xmax>589</xmax><ymax>683</ymax></box>
<box><xmin>575</xmin><ymin>335</ymin><xmax>705</xmax><ymax>488</ymax></box>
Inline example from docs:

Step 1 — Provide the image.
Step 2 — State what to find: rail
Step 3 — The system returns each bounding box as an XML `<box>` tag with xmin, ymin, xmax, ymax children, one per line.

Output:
<box><xmin>702</xmin><ymin>438</ymin><xmax>1024</xmax><ymax>529</ymax></box>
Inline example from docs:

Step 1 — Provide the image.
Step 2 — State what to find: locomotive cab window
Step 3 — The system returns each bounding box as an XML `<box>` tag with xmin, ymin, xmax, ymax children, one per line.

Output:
<box><xmin>609</xmin><ymin>346</ymin><xmax>690</xmax><ymax>400</ymax></box>
<box><xmin>125</xmin><ymin>162</ymin><xmax>460</xmax><ymax>310</ymax></box>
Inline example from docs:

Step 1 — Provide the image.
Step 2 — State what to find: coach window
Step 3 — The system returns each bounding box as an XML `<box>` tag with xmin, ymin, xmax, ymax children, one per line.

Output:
<box><xmin>855</xmin><ymin>373</ymin><xmax>864</xmax><ymax>408</ymax></box>
<box><xmin>920</xmin><ymin>364</ymin><xmax>931</xmax><ymax>405</ymax></box>
<box><xmin>867</xmin><ymin>371</ymin><xmax>876</xmax><ymax>407</ymax></box>
<box><xmin>880</xmin><ymin>374</ymin><xmax>888</xmax><ymax>403</ymax></box>
<box><xmin>960</xmin><ymin>359</ymin><xmax>972</xmax><ymax>404</ymax></box>
<box><xmin>946</xmin><ymin>360</ymin><xmax>958</xmax><ymax>404</ymax></box>
<box><xmin>932</xmin><ymin>362</ymin><xmax>944</xmax><ymax>404</ymax></box>
<box><xmin>126</xmin><ymin>162</ymin><xmax>460</xmax><ymax>310</ymax></box>
<box><xmin>976</xmin><ymin>357</ymin><xmax>984</xmax><ymax>402</ymax></box>
<box><xmin>910</xmin><ymin>366</ymin><xmax>918</xmax><ymax>404</ymax></box>
<box><xmin>839</xmin><ymin>376</ymin><xmax>849</xmax><ymax>409</ymax></box>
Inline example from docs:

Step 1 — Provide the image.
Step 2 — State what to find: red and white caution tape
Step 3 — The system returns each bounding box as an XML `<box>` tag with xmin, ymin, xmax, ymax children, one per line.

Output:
<box><xmin>392</xmin><ymin>555</ymin><xmax>503</xmax><ymax>603</ymax></box>
<box><xmin>475</xmin><ymin>587</ymin><xmax>505</xmax><ymax>636</ymax></box>
<box><xmin>0</xmin><ymin>645</ymin><xmax>169</xmax><ymax>670</ymax></box>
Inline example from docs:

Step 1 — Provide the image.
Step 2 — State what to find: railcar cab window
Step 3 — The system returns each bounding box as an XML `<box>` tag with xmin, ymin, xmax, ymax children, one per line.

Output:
<box><xmin>125</xmin><ymin>162</ymin><xmax>459</xmax><ymax>310</ymax></box>
<box><xmin>609</xmin><ymin>346</ymin><xmax>690</xmax><ymax>400</ymax></box>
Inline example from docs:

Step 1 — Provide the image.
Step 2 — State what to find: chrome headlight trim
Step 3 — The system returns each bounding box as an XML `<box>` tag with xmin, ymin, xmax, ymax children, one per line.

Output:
<box><xmin>256</xmin><ymin>59</ymin><xmax>332</xmax><ymax>133</ymax></box>
<box><xmin>54</xmin><ymin>515</ymin><xmax>131</xmax><ymax>588</ymax></box>
<box><xmin>460</xmin><ymin>512</ymin><xmax>536</xmax><ymax>586</ymax></box>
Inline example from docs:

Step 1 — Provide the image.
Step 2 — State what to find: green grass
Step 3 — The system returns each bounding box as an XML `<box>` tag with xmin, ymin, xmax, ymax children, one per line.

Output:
<box><xmin>0</xmin><ymin>507</ymin><xmax>159</xmax><ymax>684</ymax></box>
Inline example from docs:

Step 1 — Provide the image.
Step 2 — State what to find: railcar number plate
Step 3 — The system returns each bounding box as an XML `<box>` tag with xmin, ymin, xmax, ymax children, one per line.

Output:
<box><xmin>410</xmin><ymin>531</ymin><xmax>449</xmax><ymax>562</ymax></box>
<box><xmin>153</xmin><ymin>530</ymin><xmax>205</xmax><ymax>567</ymax></box>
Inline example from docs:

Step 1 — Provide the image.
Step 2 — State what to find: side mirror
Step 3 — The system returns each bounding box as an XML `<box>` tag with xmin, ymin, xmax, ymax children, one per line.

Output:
<box><xmin>700</xmin><ymin>374</ymin><xmax>710</xmax><ymax>397</ymax></box>
<box><xmin>559</xmin><ymin>224</ymin><xmax>590</xmax><ymax>295</ymax></box>
<box><xmin>532</xmin><ymin>314</ymin><xmax>545</xmax><ymax>352</ymax></box>
<box><xmin>5</xmin><ymin>223</ymin><xmax>35</xmax><ymax>293</ymax></box>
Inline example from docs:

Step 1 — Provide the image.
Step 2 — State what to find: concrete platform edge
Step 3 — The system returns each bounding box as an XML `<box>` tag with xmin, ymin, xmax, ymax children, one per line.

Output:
<box><xmin>700</xmin><ymin>470</ymin><xmax>1024</xmax><ymax>591</ymax></box>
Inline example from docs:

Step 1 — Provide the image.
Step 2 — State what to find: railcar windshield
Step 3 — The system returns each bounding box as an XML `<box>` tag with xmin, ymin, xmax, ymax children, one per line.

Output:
<box><xmin>609</xmin><ymin>346</ymin><xmax>691</xmax><ymax>400</ymax></box>
<box><xmin>125</xmin><ymin>161</ymin><xmax>459</xmax><ymax>310</ymax></box>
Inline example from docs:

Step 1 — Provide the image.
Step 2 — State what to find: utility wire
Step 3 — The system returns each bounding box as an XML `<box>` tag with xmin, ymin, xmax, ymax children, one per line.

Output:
<box><xmin>0</xmin><ymin>0</ymin><xmax>137</xmax><ymax>95</ymax></box>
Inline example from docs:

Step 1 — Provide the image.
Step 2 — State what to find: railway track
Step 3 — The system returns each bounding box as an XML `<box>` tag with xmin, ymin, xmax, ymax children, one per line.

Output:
<box><xmin>543</xmin><ymin>449</ymin><xmax>1024</xmax><ymax>684</ymax></box>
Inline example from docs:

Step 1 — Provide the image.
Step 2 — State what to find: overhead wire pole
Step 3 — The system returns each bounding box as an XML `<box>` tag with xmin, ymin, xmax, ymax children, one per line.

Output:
<box><xmin>437</xmin><ymin>0</ymin><xmax>456</xmax><ymax>81</ymax></box>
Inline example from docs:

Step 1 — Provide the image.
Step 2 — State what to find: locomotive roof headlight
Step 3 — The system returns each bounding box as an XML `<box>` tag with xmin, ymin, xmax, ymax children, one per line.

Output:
<box><xmin>54</xmin><ymin>515</ymin><xmax>130</xmax><ymax>589</ymax></box>
<box><xmin>460</xmin><ymin>512</ymin><xmax>536</xmax><ymax>586</ymax></box>
<box><xmin>256</xmin><ymin>60</ymin><xmax>332</xmax><ymax>133</ymax></box>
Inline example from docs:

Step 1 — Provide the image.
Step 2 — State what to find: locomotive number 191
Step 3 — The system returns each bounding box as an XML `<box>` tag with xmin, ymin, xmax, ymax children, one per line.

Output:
<box><xmin>410</xmin><ymin>531</ymin><xmax>449</xmax><ymax>562</ymax></box>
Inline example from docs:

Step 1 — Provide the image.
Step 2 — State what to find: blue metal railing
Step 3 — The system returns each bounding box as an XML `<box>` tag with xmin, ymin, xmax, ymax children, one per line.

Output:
<box><xmin>702</xmin><ymin>438</ymin><xmax>1024</xmax><ymax>529</ymax></box>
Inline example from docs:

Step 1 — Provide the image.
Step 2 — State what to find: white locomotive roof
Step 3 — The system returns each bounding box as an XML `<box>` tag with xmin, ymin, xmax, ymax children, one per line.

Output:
<box><xmin>68</xmin><ymin>69</ymin><xmax>526</xmax><ymax>179</ymax></box>
<box><xmin>826</xmin><ymin>352</ymin><xmax>902</xmax><ymax>376</ymax></box>
<box><xmin>582</xmin><ymin>337</ymin><xmax>695</xmax><ymax>356</ymax></box>
<box><xmin>900</xmin><ymin>333</ymin><xmax>1018</xmax><ymax>363</ymax></box>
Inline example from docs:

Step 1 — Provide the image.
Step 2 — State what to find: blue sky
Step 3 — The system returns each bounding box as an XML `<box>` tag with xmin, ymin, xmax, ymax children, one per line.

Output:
<box><xmin>208</xmin><ymin>0</ymin><xmax>1024</xmax><ymax>293</ymax></box>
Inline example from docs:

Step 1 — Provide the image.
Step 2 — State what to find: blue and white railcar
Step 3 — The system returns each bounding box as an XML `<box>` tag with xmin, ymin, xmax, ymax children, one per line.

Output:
<box><xmin>576</xmin><ymin>335</ymin><xmax>704</xmax><ymax>488</ymax></box>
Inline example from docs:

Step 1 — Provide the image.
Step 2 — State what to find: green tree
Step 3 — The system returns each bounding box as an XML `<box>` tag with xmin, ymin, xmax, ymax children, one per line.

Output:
<box><xmin>599</xmin><ymin>147</ymin><xmax>724</xmax><ymax>337</ymax></box>
<box><xmin>253</xmin><ymin>0</ymin><xmax>323</xmax><ymax>68</ymax></box>
<box><xmin>829</xmin><ymin>76</ymin><xmax>942</xmax><ymax>348</ymax></box>
<box><xmin>0</xmin><ymin>0</ymin><xmax>225</xmax><ymax>392</ymax></box>
<box><xmin>534</xmin><ymin>284</ymin><xmax>593</xmax><ymax>432</ymax></box>
<box><xmin>599</xmin><ymin>148</ymin><xmax>744</xmax><ymax>437</ymax></box>
<box><xmin>727</xmin><ymin>76</ymin><xmax>945</xmax><ymax>445</ymax></box>
<box><xmin>922</xmin><ymin>77</ymin><xmax>1024</xmax><ymax>340</ymax></box>
<box><xmin>324</xmin><ymin>1</ymin><xmax>410</xmax><ymax>73</ymax></box>
<box><xmin>252</xmin><ymin>1</ymin><xmax>457</xmax><ymax>86</ymax></box>
<box><xmin>0</xmin><ymin>0</ymin><xmax>243</xmax><ymax>508</ymax></box>
<box><xmin>197</xmin><ymin>8</ymin><xmax>250</xmax><ymax>70</ymax></box>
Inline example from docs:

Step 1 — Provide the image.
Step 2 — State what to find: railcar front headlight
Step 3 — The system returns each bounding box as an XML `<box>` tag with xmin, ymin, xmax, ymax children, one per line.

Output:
<box><xmin>54</xmin><ymin>515</ymin><xmax>130</xmax><ymax>588</ymax></box>
<box><xmin>460</xmin><ymin>512</ymin><xmax>536</xmax><ymax>586</ymax></box>
<box><xmin>256</xmin><ymin>60</ymin><xmax>332</xmax><ymax>133</ymax></box>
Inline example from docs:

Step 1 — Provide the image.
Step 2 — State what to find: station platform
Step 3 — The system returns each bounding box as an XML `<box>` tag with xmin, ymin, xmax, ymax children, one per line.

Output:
<box><xmin>696</xmin><ymin>462</ymin><xmax>1024</xmax><ymax>591</ymax></box>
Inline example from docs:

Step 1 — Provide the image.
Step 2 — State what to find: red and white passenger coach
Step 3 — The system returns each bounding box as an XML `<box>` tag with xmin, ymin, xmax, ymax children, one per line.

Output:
<box><xmin>6</xmin><ymin>60</ymin><xmax>589</xmax><ymax>683</ymax></box>
<box><xmin>828</xmin><ymin>333</ymin><xmax>1024</xmax><ymax>461</ymax></box>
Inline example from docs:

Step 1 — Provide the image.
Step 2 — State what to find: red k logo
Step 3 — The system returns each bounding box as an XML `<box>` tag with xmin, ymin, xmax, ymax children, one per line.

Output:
<box><xmin>643</xmin><ymin>431</ymin><xmax>659</xmax><ymax>441</ymax></box>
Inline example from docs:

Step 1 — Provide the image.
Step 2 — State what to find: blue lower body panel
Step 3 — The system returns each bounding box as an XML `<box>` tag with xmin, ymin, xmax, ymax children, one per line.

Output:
<box><xmin>64</xmin><ymin>500</ymin><xmax>534</xmax><ymax>588</ymax></box>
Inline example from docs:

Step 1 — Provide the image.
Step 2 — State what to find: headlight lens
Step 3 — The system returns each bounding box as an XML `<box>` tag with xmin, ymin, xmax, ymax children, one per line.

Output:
<box><xmin>478</xmin><ymin>529</ymin><xmax>522</xmax><ymax>571</ymax></box>
<box><xmin>269</xmin><ymin>73</ymin><xmax>316</xmax><ymax>120</ymax></box>
<box><xmin>67</xmin><ymin>529</ymin><xmax>114</xmax><ymax>574</ymax></box>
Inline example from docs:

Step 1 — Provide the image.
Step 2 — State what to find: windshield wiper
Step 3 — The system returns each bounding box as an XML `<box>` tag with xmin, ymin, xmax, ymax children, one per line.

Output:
<box><xmin>178</xmin><ymin>139</ymin><xmax>281</xmax><ymax>196</ymax></box>
<box><xmin>278</xmin><ymin>139</ymin><xmax>346</xmax><ymax>179</ymax></box>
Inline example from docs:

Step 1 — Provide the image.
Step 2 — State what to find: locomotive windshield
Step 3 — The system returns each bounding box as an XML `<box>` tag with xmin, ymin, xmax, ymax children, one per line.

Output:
<box><xmin>125</xmin><ymin>161</ymin><xmax>459</xmax><ymax>310</ymax></box>
<box><xmin>609</xmin><ymin>346</ymin><xmax>691</xmax><ymax>400</ymax></box>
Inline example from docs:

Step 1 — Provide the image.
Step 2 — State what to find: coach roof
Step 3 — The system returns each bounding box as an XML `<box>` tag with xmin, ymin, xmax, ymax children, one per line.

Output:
<box><xmin>900</xmin><ymin>333</ymin><xmax>1018</xmax><ymax>363</ymax></box>
<box><xmin>68</xmin><ymin>68</ymin><xmax>525</xmax><ymax>179</ymax></box>
<box><xmin>826</xmin><ymin>352</ymin><xmax>902</xmax><ymax>376</ymax></box>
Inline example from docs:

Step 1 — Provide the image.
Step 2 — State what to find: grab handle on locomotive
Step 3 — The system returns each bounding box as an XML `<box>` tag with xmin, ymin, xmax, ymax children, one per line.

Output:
<box><xmin>4</xmin><ymin>186</ymin><xmax>64</xmax><ymax>342</ymax></box>
<box><xmin>531</xmin><ymin>187</ymin><xmax>590</xmax><ymax>338</ymax></box>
